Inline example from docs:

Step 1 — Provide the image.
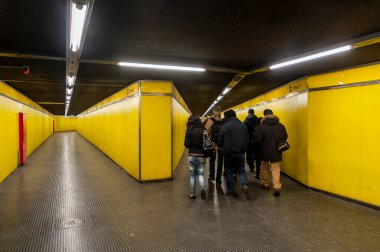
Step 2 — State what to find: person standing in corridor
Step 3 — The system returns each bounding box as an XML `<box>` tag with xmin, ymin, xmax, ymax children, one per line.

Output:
<box><xmin>204</xmin><ymin>106</ymin><xmax>224</xmax><ymax>184</ymax></box>
<box><xmin>255</xmin><ymin>109</ymin><xmax>288</xmax><ymax>197</ymax></box>
<box><xmin>218</xmin><ymin>110</ymin><xmax>250</xmax><ymax>198</ymax></box>
<box><xmin>184</xmin><ymin>115</ymin><xmax>207</xmax><ymax>200</ymax></box>
<box><xmin>243</xmin><ymin>109</ymin><xmax>258</xmax><ymax>173</ymax></box>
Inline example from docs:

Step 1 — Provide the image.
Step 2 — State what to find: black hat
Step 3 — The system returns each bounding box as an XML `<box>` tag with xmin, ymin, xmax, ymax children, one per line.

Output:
<box><xmin>263</xmin><ymin>109</ymin><xmax>273</xmax><ymax>116</ymax></box>
<box><xmin>248</xmin><ymin>108</ymin><xmax>254</xmax><ymax>114</ymax></box>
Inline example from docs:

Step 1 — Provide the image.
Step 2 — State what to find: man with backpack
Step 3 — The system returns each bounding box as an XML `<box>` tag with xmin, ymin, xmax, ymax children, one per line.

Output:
<box><xmin>205</xmin><ymin>106</ymin><xmax>223</xmax><ymax>184</ymax></box>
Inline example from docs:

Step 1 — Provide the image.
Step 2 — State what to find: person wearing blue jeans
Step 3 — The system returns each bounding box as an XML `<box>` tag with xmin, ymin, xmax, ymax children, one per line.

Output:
<box><xmin>184</xmin><ymin>115</ymin><xmax>207</xmax><ymax>200</ymax></box>
<box><xmin>218</xmin><ymin>110</ymin><xmax>251</xmax><ymax>198</ymax></box>
<box><xmin>188</xmin><ymin>156</ymin><xmax>206</xmax><ymax>198</ymax></box>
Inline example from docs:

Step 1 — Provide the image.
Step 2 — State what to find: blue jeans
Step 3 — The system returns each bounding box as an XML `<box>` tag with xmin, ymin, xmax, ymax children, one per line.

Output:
<box><xmin>188</xmin><ymin>156</ymin><xmax>206</xmax><ymax>196</ymax></box>
<box><xmin>224</xmin><ymin>153</ymin><xmax>248</xmax><ymax>193</ymax></box>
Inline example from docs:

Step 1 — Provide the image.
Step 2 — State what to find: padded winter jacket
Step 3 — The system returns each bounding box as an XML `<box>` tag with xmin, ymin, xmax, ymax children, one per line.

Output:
<box><xmin>218</xmin><ymin>117</ymin><xmax>249</xmax><ymax>155</ymax></box>
<box><xmin>255</xmin><ymin>115</ymin><xmax>288</xmax><ymax>162</ymax></box>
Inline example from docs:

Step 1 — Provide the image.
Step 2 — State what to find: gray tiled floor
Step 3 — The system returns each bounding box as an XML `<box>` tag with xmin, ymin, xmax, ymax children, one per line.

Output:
<box><xmin>0</xmin><ymin>132</ymin><xmax>379</xmax><ymax>251</ymax></box>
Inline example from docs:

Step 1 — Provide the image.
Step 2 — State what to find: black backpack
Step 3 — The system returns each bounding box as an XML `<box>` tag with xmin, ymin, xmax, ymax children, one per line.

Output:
<box><xmin>210</xmin><ymin>117</ymin><xmax>222</xmax><ymax>143</ymax></box>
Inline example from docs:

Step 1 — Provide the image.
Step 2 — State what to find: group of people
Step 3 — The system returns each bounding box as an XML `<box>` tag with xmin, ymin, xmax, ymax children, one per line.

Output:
<box><xmin>184</xmin><ymin>106</ymin><xmax>288</xmax><ymax>200</ymax></box>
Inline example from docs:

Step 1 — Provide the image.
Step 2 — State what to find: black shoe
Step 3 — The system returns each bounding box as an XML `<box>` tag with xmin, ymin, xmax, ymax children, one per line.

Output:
<box><xmin>201</xmin><ymin>189</ymin><xmax>207</xmax><ymax>200</ymax></box>
<box><xmin>255</xmin><ymin>175</ymin><xmax>260</xmax><ymax>180</ymax></box>
<box><xmin>233</xmin><ymin>175</ymin><xmax>237</xmax><ymax>181</ymax></box>
<box><xmin>273</xmin><ymin>189</ymin><xmax>280</xmax><ymax>197</ymax></box>
<box><xmin>242</xmin><ymin>185</ymin><xmax>251</xmax><ymax>200</ymax></box>
<box><xmin>189</xmin><ymin>195</ymin><xmax>196</xmax><ymax>199</ymax></box>
<box><xmin>208</xmin><ymin>177</ymin><xmax>215</xmax><ymax>182</ymax></box>
<box><xmin>216</xmin><ymin>180</ymin><xmax>222</xmax><ymax>185</ymax></box>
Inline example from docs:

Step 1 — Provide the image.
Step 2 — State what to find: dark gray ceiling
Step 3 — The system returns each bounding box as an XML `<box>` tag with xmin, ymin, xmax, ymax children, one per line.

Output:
<box><xmin>1</xmin><ymin>0</ymin><xmax>380</xmax><ymax>115</ymax></box>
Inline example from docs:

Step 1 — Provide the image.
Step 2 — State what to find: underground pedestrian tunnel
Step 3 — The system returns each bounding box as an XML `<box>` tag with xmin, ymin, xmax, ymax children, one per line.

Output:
<box><xmin>1</xmin><ymin>1</ymin><xmax>380</xmax><ymax>251</ymax></box>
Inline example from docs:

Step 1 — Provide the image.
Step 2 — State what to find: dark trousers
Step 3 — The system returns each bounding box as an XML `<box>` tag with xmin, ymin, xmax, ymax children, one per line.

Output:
<box><xmin>246</xmin><ymin>143</ymin><xmax>254</xmax><ymax>170</ymax></box>
<box><xmin>224</xmin><ymin>153</ymin><xmax>248</xmax><ymax>193</ymax></box>
<box><xmin>209</xmin><ymin>149</ymin><xmax>223</xmax><ymax>182</ymax></box>
<box><xmin>255</xmin><ymin>157</ymin><xmax>261</xmax><ymax>178</ymax></box>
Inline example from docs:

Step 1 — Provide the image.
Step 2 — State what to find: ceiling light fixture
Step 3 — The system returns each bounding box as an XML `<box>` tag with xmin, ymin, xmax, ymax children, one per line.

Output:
<box><xmin>222</xmin><ymin>87</ymin><xmax>231</xmax><ymax>95</ymax></box>
<box><xmin>270</xmin><ymin>45</ymin><xmax>352</xmax><ymax>70</ymax></box>
<box><xmin>70</xmin><ymin>3</ymin><xmax>88</xmax><ymax>52</ymax></box>
<box><xmin>66</xmin><ymin>88</ymin><xmax>73</xmax><ymax>95</ymax></box>
<box><xmin>117</xmin><ymin>62</ymin><xmax>205</xmax><ymax>72</ymax></box>
<box><xmin>67</xmin><ymin>76</ymin><xmax>75</xmax><ymax>87</ymax></box>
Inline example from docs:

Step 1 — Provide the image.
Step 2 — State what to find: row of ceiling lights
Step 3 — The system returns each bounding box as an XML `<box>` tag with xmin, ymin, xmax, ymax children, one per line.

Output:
<box><xmin>65</xmin><ymin>2</ymin><xmax>88</xmax><ymax>116</ymax></box>
<box><xmin>63</xmin><ymin>2</ymin><xmax>360</xmax><ymax>117</ymax></box>
<box><xmin>201</xmin><ymin>45</ymin><xmax>353</xmax><ymax>117</ymax></box>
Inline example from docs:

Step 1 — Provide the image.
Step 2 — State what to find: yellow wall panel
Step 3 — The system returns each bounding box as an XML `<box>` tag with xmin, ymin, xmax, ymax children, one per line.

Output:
<box><xmin>0</xmin><ymin>91</ymin><xmax>53</xmax><ymax>183</ymax></box>
<box><xmin>141</xmin><ymin>81</ymin><xmax>172</xmax><ymax>94</ymax></box>
<box><xmin>361</xmin><ymin>85</ymin><xmax>380</xmax><ymax>206</ymax></box>
<box><xmin>308</xmin><ymin>88</ymin><xmax>362</xmax><ymax>201</ymax></box>
<box><xmin>77</xmin><ymin>97</ymin><xmax>140</xmax><ymax>179</ymax></box>
<box><xmin>140</xmin><ymin>96</ymin><xmax>172</xmax><ymax>180</ymax></box>
<box><xmin>54</xmin><ymin>116</ymin><xmax>77</xmax><ymax>132</ymax></box>
<box><xmin>229</xmin><ymin>61</ymin><xmax>380</xmax><ymax>207</ymax></box>
<box><xmin>172</xmin><ymin>98</ymin><xmax>190</xmax><ymax>173</ymax></box>
<box><xmin>308</xmin><ymin>63</ymin><xmax>380</xmax><ymax>88</ymax></box>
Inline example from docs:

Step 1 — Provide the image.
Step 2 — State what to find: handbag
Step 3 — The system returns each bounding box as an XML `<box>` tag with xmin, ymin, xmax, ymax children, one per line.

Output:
<box><xmin>277</xmin><ymin>140</ymin><xmax>290</xmax><ymax>152</ymax></box>
<box><xmin>270</xmin><ymin>133</ymin><xmax>290</xmax><ymax>152</ymax></box>
<box><xmin>203</xmin><ymin>129</ymin><xmax>215</xmax><ymax>157</ymax></box>
<box><xmin>203</xmin><ymin>129</ymin><xmax>214</xmax><ymax>150</ymax></box>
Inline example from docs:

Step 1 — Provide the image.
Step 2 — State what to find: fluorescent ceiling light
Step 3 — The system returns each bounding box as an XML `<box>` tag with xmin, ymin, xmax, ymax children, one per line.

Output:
<box><xmin>270</xmin><ymin>45</ymin><xmax>352</xmax><ymax>70</ymax></box>
<box><xmin>118</xmin><ymin>62</ymin><xmax>205</xmax><ymax>72</ymax></box>
<box><xmin>70</xmin><ymin>3</ymin><xmax>88</xmax><ymax>52</ymax></box>
<box><xmin>67</xmin><ymin>88</ymin><xmax>73</xmax><ymax>95</ymax></box>
<box><xmin>67</xmin><ymin>76</ymin><xmax>75</xmax><ymax>87</ymax></box>
<box><xmin>222</xmin><ymin>87</ymin><xmax>231</xmax><ymax>95</ymax></box>
<box><xmin>216</xmin><ymin>95</ymin><xmax>223</xmax><ymax>101</ymax></box>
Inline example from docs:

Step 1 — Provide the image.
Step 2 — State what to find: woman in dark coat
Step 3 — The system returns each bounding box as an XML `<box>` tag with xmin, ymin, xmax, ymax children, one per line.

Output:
<box><xmin>184</xmin><ymin>115</ymin><xmax>207</xmax><ymax>200</ymax></box>
<box><xmin>255</xmin><ymin>109</ymin><xmax>288</xmax><ymax>196</ymax></box>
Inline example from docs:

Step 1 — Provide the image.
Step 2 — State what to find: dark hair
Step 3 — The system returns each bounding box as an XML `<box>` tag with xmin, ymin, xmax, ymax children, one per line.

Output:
<box><xmin>224</xmin><ymin>109</ymin><xmax>236</xmax><ymax>119</ymax></box>
<box><xmin>248</xmin><ymin>108</ymin><xmax>254</xmax><ymax>114</ymax></box>
<box><xmin>263</xmin><ymin>109</ymin><xmax>273</xmax><ymax>116</ymax></box>
<box><xmin>186</xmin><ymin>115</ymin><xmax>203</xmax><ymax>133</ymax></box>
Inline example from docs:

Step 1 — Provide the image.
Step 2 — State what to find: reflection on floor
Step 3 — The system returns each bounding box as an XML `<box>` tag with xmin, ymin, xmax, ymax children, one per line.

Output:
<box><xmin>0</xmin><ymin>132</ymin><xmax>379</xmax><ymax>251</ymax></box>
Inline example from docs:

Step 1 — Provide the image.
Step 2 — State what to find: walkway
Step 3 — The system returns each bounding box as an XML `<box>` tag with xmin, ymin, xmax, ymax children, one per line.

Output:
<box><xmin>0</xmin><ymin>132</ymin><xmax>379</xmax><ymax>251</ymax></box>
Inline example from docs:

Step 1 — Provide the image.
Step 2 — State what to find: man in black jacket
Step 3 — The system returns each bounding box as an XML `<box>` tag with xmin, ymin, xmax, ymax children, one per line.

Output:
<box><xmin>255</xmin><ymin>109</ymin><xmax>288</xmax><ymax>197</ymax></box>
<box><xmin>243</xmin><ymin>109</ymin><xmax>258</xmax><ymax>173</ymax></box>
<box><xmin>218</xmin><ymin>110</ymin><xmax>250</xmax><ymax>198</ymax></box>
